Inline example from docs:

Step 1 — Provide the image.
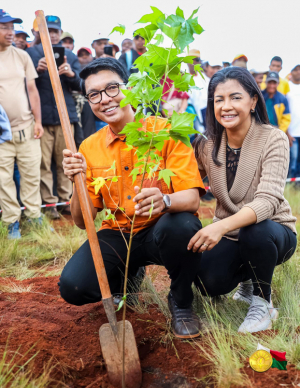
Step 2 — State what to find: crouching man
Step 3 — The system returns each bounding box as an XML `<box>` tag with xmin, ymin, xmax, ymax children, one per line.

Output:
<box><xmin>60</xmin><ymin>58</ymin><xmax>205</xmax><ymax>339</ymax></box>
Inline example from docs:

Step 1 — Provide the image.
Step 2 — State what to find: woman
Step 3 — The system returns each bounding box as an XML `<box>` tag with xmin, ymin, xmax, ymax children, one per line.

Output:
<box><xmin>190</xmin><ymin>67</ymin><xmax>297</xmax><ymax>333</ymax></box>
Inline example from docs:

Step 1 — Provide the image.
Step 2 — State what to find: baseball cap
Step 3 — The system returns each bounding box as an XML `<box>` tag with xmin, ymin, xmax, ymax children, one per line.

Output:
<box><xmin>92</xmin><ymin>33</ymin><xmax>109</xmax><ymax>43</ymax></box>
<box><xmin>77</xmin><ymin>47</ymin><xmax>92</xmax><ymax>56</ymax></box>
<box><xmin>291</xmin><ymin>64</ymin><xmax>300</xmax><ymax>72</ymax></box>
<box><xmin>108</xmin><ymin>41</ymin><xmax>120</xmax><ymax>53</ymax></box>
<box><xmin>45</xmin><ymin>15</ymin><xmax>61</xmax><ymax>30</ymax></box>
<box><xmin>232</xmin><ymin>54</ymin><xmax>248</xmax><ymax>63</ymax></box>
<box><xmin>266</xmin><ymin>71</ymin><xmax>279</xmax><ymax>83</ymax></box>
<box><xmin>208</xmin><ymin>58</ymin><xmax>223</xmax><ymax>67</ymax></box>
<box><xmin>15</xmin><ymin>30</ymin><xmax>30</xmax><ymax>38</ymax></box>
<box><xmin>0</xmin><ymin>9</ymin><xmax>22</xmax><ymax>24</ymax></box>
<box><xmin>60</xmin><ymin>31</ymin><xmax>74</xmax><ymax>42</ymax></box>
<box><xmin>250</xmin><ymin>68</ymin><xmax>267</xmax><ymax>75</ymax></box>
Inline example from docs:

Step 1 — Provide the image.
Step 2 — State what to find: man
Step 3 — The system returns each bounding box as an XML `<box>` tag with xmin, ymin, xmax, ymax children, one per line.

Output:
<box><xmin>0</xmin><ymin>9</ymin><xmax>44</xmax><ymax>239</ymax></box>
<box><xmin>77</xmin><ymin>47</ymin><xmax>93</xmax><ymax>69</ymax></box>
<box><xmin>14</xmin><ymin>30</ymin><xmax>29</xmax><ymax>50</ymax></box>
<box><xmin>250</xmin><ymin>69</ymin><xmax>267</xmax><ymax>89</ymax></box>
<box><xmin>287</xmin><ymin>64</ymin><xmax>300</xmax><ymax>179</ymax></box>
<box><xmin>260</xmin><ymin>56</ymin><xmax>290</xmax><ymax>95</ymax></box>
<box><xmin>232</xmin><ymin>54</ymin><xmax>248</xmax><ymax>68</ymax></box>
<box><xmin>91</xmin><ymin>35</ymin><xmax>109</xmax><ymax>59</ymax></box>
<box><xmin>29</xmin><ymin>18</ymin><xmax>41</xmax><ymax>47</ymax></box>
<box><xmin>60</xmin><ymin>31</ymin><xmax>74</xmax><ymax>51</ymax></box>
<box><xmin>118</xmin><ymin>34</ymin><xmax>145</xmax><ymax>75</ymax></box>
<box><xmin>262</xmin><ymin>71</ymin><xmax>291</xmax><ymax>133</ymax></box>
<box><xmin>60</xmin><ymin>58</ymin><xmax>206</xmax><ymax>339</ymax></box>
<box><xmin>27</xmin><ymin>15</ymin><xmax>81</xmax><ymax>219</ymax></box>
<box><xmin>121</xmin><ymin>38</ymin><xmax>132</xmax><ymax>54</ymax></box>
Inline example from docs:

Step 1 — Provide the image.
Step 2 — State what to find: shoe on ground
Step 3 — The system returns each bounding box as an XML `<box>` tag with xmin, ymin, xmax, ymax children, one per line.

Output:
<box><xmin>44</xmin><ymin>206</ymin><xmax>60</xmax><ymax>220</ymax></box>
<box><xmin>7</xmin><ymin>221</ymin><xmax>21</xmax><ymax>240</ymax></box>
<box><xmin>233</xmin><ymin>279</ymin><xmax>253</xmax><ymax>305</ymax></box>
<box><xmin>168</xmin><ymin>292</ymin><xmax>201</xmax><ymax>339</ymax></box>
<box><xmin>238</xmin><ymin>295</ymin><xmax>279</xmax><ymax>333</ymax></box>
<box><xmin>61</xmin><ymin>204</ymin><xmax>71</xmax><ymax>215</ymax></box>
<box><xmin>26</xmin><ymin>215</ymin><xmax>54</xmax><ymax>232</ymax></box>
<box><xmin>113</xmin><ymin>266</ymin><xmax>146</xmax><ymax>307</ymax></box>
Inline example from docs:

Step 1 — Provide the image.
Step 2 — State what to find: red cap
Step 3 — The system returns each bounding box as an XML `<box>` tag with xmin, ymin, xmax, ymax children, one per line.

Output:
<box><xmin>77</xmin><ymin>47</ymin><xmax>92</xmax><ymax>56</ymax></box>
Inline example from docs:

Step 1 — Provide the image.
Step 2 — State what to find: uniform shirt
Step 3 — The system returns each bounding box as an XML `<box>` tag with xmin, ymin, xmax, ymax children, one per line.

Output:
<box><xmin>79</xmin><ymin>116</ymin><xmax>205</xmax><ymax>233</ymax></box>
<box><xmin>0</xmin><ymin>46</ymin><xmax>37</xmax><ymax>131</ymax></box>
<box><xmin>287</xmin><ymin>81</ymin><xmax>300</xmax><ymax>137</ymax></box>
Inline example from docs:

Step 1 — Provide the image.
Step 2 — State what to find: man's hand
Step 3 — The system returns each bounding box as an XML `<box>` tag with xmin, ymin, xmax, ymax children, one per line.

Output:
<box><xmin>62</xmin><ymin>149</ymin><xmax>87</xmax><ymax>182</ymax></box>
<box><xmin>286</xmin><ymin>131</ymin><xmax>295</xmax><ymax>148</ymax></box>
<box><xmin>37</xmin><ymin>57</ymin><xmax>47</xmax><ymax>73</ymax></box>
<box><xmin>187</xmin><ymin>222</ymin><xmax>226</xmax><ymax>253</ymax></box>
<box><xmin>133</xmin><ymin>186</ymin><xmax>165</xmax><ymax>216</ymax></box>
<box><xmin>34</xmin><ymin>122</ymin><xmax>44</xmax><ymax>139</ymax></box>
<box><xmin>58</xmin><ymin>56</ymin><xmax>75</xmax><ymax>78</ymax></box>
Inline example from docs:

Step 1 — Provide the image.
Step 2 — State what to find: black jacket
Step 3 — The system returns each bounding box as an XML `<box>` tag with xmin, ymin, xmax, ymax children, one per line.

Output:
<box><xmin>118</xmin><ymin>49</ymin><xmax>140</xmax><ymax>76</ymax></box>
<box><xmin>27</xmin><ymin>43</ymin><xmax>81</xmax><ymax>125</ymax></box>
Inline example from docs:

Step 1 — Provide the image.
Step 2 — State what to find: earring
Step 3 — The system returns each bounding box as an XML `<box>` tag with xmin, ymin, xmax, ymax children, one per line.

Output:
<box><xmin>251</xmin><ymin>108</ymin><xmax>255</xmax><ymax>113</ymax></box>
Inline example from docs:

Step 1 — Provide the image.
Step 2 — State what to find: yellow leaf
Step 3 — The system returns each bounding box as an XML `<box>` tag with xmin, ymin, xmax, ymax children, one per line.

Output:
<box><xmin>90</xmin><ymin>177</ymin><xmax>106</xmax><ymax>195</ymax></box>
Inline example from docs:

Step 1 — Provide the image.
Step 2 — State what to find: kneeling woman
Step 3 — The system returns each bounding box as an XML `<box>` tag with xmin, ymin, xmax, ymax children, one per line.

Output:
<box><xmin>190</xmin><ymin>67</ymin><xmax>297</xmax><ymax>333</ymax></box>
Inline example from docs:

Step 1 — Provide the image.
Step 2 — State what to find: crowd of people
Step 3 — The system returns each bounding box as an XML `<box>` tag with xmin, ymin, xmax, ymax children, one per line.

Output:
<box><xmin>0</xmin><ymin>9</ymin><xmax>299</xmax><ymax>339</ymax></box>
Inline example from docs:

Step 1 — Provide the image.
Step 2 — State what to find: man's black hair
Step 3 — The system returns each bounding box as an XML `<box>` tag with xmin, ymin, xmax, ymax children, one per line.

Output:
<box><xmin>79</xmin><ymin>57</ymin><xmax>128</xmax><ymax>95</ymax></box>
<box><xmin>270</xmin><ymin>56</ymin><xmax>282</xmax><ymax>64</ymax></box>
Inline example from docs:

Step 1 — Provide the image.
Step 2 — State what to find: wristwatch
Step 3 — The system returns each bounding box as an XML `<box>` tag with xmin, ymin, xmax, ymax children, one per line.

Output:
<box><xmin>162</xmin><ymin>194</ymin><xmax>171</xmax><ymax>211</ymax></box>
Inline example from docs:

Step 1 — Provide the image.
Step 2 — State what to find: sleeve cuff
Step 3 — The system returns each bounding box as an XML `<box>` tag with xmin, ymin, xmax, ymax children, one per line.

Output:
<box><xmin>243</xmin><ymin>200</ymin><xmax>272</xmax><ymax>224</ymax></box>
<box><xmin>173</xmin><ymin>178</ymin><xmax>206</xmax><ymax>196</ymax></box>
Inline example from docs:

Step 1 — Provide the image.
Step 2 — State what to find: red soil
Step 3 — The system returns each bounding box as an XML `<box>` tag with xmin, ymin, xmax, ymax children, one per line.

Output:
<box><xmin>0</xmin><ymin>276</ymin><xmax>299</xmax><ymax>388</ymax></box>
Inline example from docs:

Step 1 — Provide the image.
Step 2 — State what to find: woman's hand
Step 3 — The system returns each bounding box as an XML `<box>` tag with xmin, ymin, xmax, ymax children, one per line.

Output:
<box><xmin>62</xmin><ymin>149</ymin><xmax>87</xmax><ymax>182</ymax></box>
<box><xmin>187</xmin><ymin>222</ymin><xmax>227</xmax><ymax>252</ymax></box>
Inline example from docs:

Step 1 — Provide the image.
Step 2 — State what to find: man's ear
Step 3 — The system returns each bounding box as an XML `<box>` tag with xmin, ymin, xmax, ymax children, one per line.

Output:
<box><xmin>58</xmin><ymin>29</ymin><xmax>63</xmax><ymax>38</ymax></box>
<box><xmin>91</xmin><ymin>42</ymin><xmax>95</xmax><ymax>49</ymax></box>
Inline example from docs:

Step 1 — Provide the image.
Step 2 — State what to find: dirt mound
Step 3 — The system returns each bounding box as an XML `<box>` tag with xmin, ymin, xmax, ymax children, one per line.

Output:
<box><xmin>0</xmin><ymin>276</ymin><xmax>298</xmax><ymax>387</ymax></box>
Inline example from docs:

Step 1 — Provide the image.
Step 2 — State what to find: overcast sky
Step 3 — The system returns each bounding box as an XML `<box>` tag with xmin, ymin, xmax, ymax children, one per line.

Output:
<box><xmin>3</xmin><ymin>0</ymin><xmax>300</xmax><ymax>77</ymax></box>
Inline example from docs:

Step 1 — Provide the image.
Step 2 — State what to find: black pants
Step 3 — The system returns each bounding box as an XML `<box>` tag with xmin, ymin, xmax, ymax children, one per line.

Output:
<box><xmin>59</xmin><ymin>212</ymin><xmax>202</xmax><ymax>308</ymax></box>
<box><xmin>195</xmin><ymin>220</ymin><xmax>297</xmax><ymax>302</ymax></box>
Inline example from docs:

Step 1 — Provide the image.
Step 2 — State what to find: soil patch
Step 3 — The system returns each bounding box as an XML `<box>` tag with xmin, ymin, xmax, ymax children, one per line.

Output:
<box><xmin>0</xmin><ymin>276</ymin><xmax>299</xmax><ymax>387</ymax></box>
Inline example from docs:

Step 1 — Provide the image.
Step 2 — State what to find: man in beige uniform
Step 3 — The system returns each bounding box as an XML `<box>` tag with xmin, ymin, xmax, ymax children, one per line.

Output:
<box><xmin>0</xmin><ymin>9</ymin><xmax>43</xmax><ymax>239</ymax></box>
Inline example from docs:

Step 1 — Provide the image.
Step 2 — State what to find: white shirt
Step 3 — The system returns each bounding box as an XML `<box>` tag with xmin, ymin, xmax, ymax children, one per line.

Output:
<box><xmin>287</xmin><ymin>81</ymin><xmax>300</xmax><ymax>137</ymax></box>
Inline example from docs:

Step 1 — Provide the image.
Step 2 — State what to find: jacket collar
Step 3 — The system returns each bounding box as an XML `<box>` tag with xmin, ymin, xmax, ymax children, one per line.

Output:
<box><xmin>105</xmin><ymin>125</ymin><xmax>126</xmax><ymax>147</ymax></box>
<box><xmin>208</xmin><ymin>117</ymin><xmax>272</xmax><ymax>207</ymax></box>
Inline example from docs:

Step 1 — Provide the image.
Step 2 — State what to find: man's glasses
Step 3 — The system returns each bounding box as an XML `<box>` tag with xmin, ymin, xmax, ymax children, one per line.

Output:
<box><xmin>85</xmin><ymin>83</ymin><xmax>126</xmax><ymax>104</ymax></box>
<box><xmin>0</xmin><ymin>26</ymin><xmax>14</xmax><ymax>31</ymax></box>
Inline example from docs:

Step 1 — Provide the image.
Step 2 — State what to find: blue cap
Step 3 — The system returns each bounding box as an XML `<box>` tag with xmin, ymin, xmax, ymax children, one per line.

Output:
<box><xmin>15</xmin><ymin>30</ymin><xmax>29</xmax><ymax>38</ymax></box>
<box><xmin>45</xmin><ymin>15</ymin><xmax>61</xmax><ymax>30</ymax></box>
<box><xmin>0</xmin><ymin>9</ymin><xmax>22</xmax><ymax>24</ymax></box>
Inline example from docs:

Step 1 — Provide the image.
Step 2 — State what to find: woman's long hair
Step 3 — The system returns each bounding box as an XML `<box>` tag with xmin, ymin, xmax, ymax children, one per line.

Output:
<box><xmin>194</xmin><ymin>67</ymin><xmax>269</xmax><ymax>166</ymax></box>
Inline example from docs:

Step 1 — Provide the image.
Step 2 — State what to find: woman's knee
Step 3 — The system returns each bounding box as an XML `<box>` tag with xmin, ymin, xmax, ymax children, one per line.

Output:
<box><xmin>239</xmin><ymin>220</ymin><xmax>273</xmax><ymax>248</ymax></box>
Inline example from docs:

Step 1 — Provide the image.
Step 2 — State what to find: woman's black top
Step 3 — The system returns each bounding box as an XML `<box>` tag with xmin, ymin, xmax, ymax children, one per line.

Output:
<box><xmin>226</xmin><ymin>145</ymin><xmax>241</xmax><ymax>191</ymax></box>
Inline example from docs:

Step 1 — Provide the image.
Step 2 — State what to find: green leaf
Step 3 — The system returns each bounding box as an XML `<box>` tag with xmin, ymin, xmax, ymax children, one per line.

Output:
<box><xmin>129</xmin><ymin>168</ymin><xmax>140</xmax><ymax>184</ymax></box>
<box><xmin>153</xmin><ymin>33</ymin><xmax>164</xmax><ymax>46</ymax></box>
<box><xmin>119</xmin><ymin>121</ymin><xmax>142</xmax><ymax>135</ymax></box>
<box><xmin>111</xmin><ymin>176</ymin><xmax>118</xmax><ymax>182</ymax></box>
<box><xmin>136</xmin><ymin>6</ymin><xmax>165</xmax><ymax>26</ymax></box>
<box><xmin>116</xmin><ymin>299</ymin><xmax>124</xmax><ymax>312</ymax></box>
<box><xmin>169</xmin><ymin>132</ymin><xmax>192</xmax><ymax>148</ymax></box>
<box><xmin>161</xmin><ymin>24</ymin><xmax>181</xmax><ymax>41</ymax></box>
<box><xmin>176</xmin><ymin>6</ymin><xmax>185</xmax><ymax>18</ymax></box>
<box><xmin>119</xmin><ymin>89</ymin><xmax>141</xmax><ymax>109</ymax></box>
<box><xmin>188</xmin><ymin>7</ymin><xmax>200</xmax><ymax>20</ymax></box>
<box><xmin>169</xmin><ymin>72</ymin><xmax>195</xmax><ymax>92</ymax></box>
<box><xmin>105</xmin><ymin>160</ymin><xmax>116</xmax><ymax>173</ymax></box>
<box><xmin>134</xmin><ymin>24</ymin><xmax>158</xmax><ymax>44</ymax></box>
<box><xmin>110</xmin><ymin>24</ymin><xmax>125</xmax><ymax>35</ymax></box>
<box><xmin>119</xmin><ymin>207</ymin><xmax>125</xmax><ymax>211</ymax></box>
<box><xmin>165</xmin><ymin>14</ymin><xmax>184</xmax><ymax>27</ymax></box>
<box><xmin>158</xmin><ymin>169</ymin><xmax>176</xmax><ymax>188</ymax></box>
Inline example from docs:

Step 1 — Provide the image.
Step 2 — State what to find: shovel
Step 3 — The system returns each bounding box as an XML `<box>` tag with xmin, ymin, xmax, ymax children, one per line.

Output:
<box><xmin>35</xmin><ymin>10</ymin><xmax>142</xmax><ymax>388</ymax></box>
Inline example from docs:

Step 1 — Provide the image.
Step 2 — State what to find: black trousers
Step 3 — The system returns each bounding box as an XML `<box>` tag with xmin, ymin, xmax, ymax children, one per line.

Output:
<box><xmin>59</xmin><ymin>212</ymin><xmax>202</xmax><ymax>308</ymax></box>
<box><xmin>195</xmin><ymin>219</ymin><xmax>297</xmax><ymax>302</ymax></box>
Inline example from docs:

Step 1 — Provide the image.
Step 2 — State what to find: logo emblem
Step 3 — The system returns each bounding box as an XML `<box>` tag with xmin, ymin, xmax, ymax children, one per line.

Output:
<box><xmin>249</xmin><ymin>350</ymin><xmax>273</xmax><ymax>372</ymax></box>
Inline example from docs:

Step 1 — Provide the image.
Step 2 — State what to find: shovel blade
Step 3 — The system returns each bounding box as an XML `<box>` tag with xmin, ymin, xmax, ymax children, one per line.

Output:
<box><xmin>99</xmin><ymin>320</ymin><xmax>142</xmax><ymax>388</ymax></box>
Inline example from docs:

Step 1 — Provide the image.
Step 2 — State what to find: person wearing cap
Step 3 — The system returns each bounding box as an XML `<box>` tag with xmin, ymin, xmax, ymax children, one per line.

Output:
<box><xmin>262</xmin><ymin>71</ymin><xmax>291</xmax><ymax>133</ymax></box>
<box><xmin>91</xmin><ymin>36</ymin><xmax>109</xmax><ymax>59</ymax></box>
<box><xmin>77</xmin><ymin>47</ymin><xmax>93</xmax><ymax>69</ymax></box>
<box><xmin>287</xmin><ymin>64</ymin><xmax>300</xmax><ymax>179</ymax></box>
<box><xmin>232</xmin><ymin>54</ymin><xmax>248</xmax><ymax>69</ymax></box>
<box><xmin>14</xmin><ymin>30</ymin><xmax>29</xmax><ymax>50</ymax></box>
<box><xmin>29</xmin><ymin>18</ymin><xmax>41</xmax><ymax>47</ymax></box>
<box><xmin>60</xmin><ymin>32</ymin><xmax>74</xmax><ymax>52</ymax></box>
<box><xmin>27</xmin><ymin>15</ymin><xmax>81</xmax><ymax>219</ymax></box>
<box><xmin>250</xmin><ymin>69</ymin><xmax>267</xmax><ymax>89</ymax></box>
<box><xmin>118</xmin><ymin>34</ymin><xmax>146</xmax><ymax>76</ymax></box>
<box><xmin>0</xmin><ymin>9</ymin><xmax>44</xmax><ymax>239</ymax></box>
<box><xmin>260</xmin><ymin>56</ymin><xmax>290</xmax><ymax>95</ymax></box>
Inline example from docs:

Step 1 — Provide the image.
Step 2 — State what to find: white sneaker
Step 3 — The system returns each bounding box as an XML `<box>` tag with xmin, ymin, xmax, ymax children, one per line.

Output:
<box><xmin>238</xmin><ymin>295</ymin><xmax>279</xmax><ymax>333</ymax></box>
<box><xmin>233</xmin><ymin>280</ymin><xmax>253</xmax><ymax>305</ymax></box>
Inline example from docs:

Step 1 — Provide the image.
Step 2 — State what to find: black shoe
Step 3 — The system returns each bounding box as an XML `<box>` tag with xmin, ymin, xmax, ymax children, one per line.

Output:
<box><xmin>168</xmin><ymin>292</ymin><xmax>201</xmax><ymax>339</ymax></box>
<box><xmin>113</xmin><ymin>266</ymin><xmax>146</xmax><ymax>307</ymax></box>
<box><xmin>61</xmin><ymin>204</ymin><xmax>71</xmax><ymax>215</ymax></box>
<box><xmin>44</xmin><ymin>206</ymin><xmax>60</xmax><ymax>220</ymax></box>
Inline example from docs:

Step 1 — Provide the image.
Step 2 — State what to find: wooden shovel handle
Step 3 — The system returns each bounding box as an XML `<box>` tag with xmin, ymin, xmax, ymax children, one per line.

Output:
<box><xmin>35</xmin><ymin>10</ymin><xmax>111</xmax><ymax>300</ymax></box>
